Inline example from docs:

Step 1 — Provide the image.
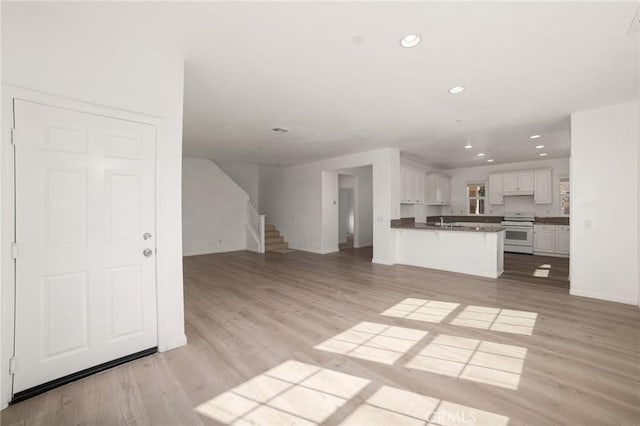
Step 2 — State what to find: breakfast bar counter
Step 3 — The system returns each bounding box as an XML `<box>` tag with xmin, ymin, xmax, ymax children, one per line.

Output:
<box><xmin>391</xmin><ymin>218</ymin><xmax>505</xmax><ymax>278</ymax></box>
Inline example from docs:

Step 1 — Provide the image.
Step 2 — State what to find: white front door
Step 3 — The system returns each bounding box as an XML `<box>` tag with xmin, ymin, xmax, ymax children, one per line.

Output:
<box><xmin>13</xmin><ymin>100</ymin><xmax>158</xmax><ymax>395</ymax></box>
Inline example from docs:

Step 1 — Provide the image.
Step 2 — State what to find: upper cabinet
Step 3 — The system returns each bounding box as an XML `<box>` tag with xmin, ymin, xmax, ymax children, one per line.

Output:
<box><xmin>534</xmin><ymin>169</ymin><xmax>552</xmax><ymax>204</ymax></box>
<box><xmin>400</xmin><ymin>166</ymin><xmax>425</xmax><ymax>204</ymax></box>
<box><xmin>503</xmin><ymin>171</ymin><xmax>534</xmax><ymax>195</ymax></box>
<box><xmin>425</xmin><ymin>174</ymin><xmax>451</xmax><ymax>205</ymax></box>
<box><xmin>488</xmin><ymin>174</ymin><xmax>504</xmax><ymax>205</ymax></box>
<box><xmin>489</xmin><ymin>168</ymin><xmax>552</xmax><ymax>204</ymax></box>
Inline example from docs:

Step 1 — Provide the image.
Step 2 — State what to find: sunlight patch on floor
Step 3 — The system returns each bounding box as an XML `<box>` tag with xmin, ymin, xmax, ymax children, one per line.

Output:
<box><xmin>406</xmin><ymin>334</ymin><xmax>527</xmax><ymax>390</ymax></box>
<box><xmin>195</xmin><ymin>360</ymin><xmax>370</xmax><ymax>425</ymax></box>
<box><xmin>340</xmin><ymin>385</ymin><xmax>509</xmax><ymax>426</ymax></box>
<box><xmin>450</xmin><ymin>306</ymin><xmax>538</xmax><ymax>335</ymax></box>
<box><xmin>381</xmin><ymin>298</ymin><xmax>460</xmax><ymax>323</ymax></box>
<box><xmin>533</xmin><ymin>269</ymin><xmax>550</xmax><ymax>278</ymax></box>
<box><xmin>314</xmin><ymin>321</ymin><xmax>428</xmax><ymax>365</ymax></box>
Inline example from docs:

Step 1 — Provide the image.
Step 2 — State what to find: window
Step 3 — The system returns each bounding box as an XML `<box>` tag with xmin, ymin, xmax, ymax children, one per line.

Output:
<box><xmin>560</xmin><ymin>176</ymin><xmax>570</xmax><ymax>215</ymax></box>
<box><xmin>467</xmin><ymin>184</ymin><xmax>485</xmax><ymax>215</ymax></box>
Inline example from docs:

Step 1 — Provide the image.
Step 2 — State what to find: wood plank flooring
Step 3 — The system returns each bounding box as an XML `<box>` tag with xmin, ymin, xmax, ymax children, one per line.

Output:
<box><xmin>502</xmin><ymin>253</ymin><xmax>570</xmax><ymax>288</ymax></box>
<box><xmin>2</xmin><ymin>248</ymin><xmax>639</xmax><ymax>425</ymax></box>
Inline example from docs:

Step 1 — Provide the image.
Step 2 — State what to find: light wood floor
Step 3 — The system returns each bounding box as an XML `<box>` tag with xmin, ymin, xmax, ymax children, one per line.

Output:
<box><xmin>3</xmin><ymin>248</ymin><xmax>639</xmax><ymax>425</ymax></box>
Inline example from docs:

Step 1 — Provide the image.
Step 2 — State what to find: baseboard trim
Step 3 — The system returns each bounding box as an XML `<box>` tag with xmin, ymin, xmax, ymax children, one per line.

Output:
<box><xmin>569</xmin><ymin>289</ymin><xmax>638</xmax><ymax>305</ymax></box>
<box><xmin>372</xmin><ymin>258</ymin><xmax>395</xmax><ymax>266</ymax></box>
<box><xmin>10</xmin><ymin>347</ymin><xmax>157</xmax><ymax>405</ymax></box>
<box><xmin>162</xmin><ymin>334</ymin><xmax>188</xmax><ymax>352</ymax></box>
<box><xmin>288</xmin><ymin>246</ymin><xmax>336</xmax><ymax>255</ymax></box>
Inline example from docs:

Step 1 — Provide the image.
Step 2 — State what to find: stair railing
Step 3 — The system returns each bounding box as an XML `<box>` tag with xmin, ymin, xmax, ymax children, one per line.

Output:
<box><xmin>246</xmin><ymin>200</ymin><xmax>265</xmax><ymax>253</ymax></box>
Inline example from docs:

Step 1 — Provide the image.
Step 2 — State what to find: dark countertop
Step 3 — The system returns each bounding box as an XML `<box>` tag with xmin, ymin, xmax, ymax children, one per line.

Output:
<box><xmin>391</xmin><ymin>218</ymin><xmax>505</xmax><ymax>233</ymax></box>
<box><xmin>534</xmin><ymin>217</ymin><xmax>570</xmax><ymax>225</ymax></box>
<box><xmin>426</xmin><ymin>215</ymin><xmax>570</xmax><ymax>226</ymax></box>
<box><xmin>427</xmin><ymin>215</ymin><xmax>503</xmax><ymax>224</ymax></box>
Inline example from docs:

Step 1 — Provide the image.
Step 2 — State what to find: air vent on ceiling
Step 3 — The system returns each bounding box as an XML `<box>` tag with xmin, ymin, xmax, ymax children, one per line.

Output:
<box><xmin>271</xmin><ymin>127</ymin><xmax>290</xmax><ymax>134</ymax></box>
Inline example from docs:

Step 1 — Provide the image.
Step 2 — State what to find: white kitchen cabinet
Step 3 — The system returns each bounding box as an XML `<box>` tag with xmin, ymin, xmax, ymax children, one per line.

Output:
<box><xmin>488</xmin><ymin>174</ymin><xmax>504</xmax><ymax>205</ymax></box>
<box><xmin>555</xmin><ymin>226</ymin><xmax>570</xmax><ymax>254</ymax></box>
<box><xmin>503</xmin><ymin>171</ymin><xmax>534</xmax><ymax>194</ymax></box>
<box><xmin>534</xmin><ymin>224</ymin><xmax>570</xmax><ymax>256</ymax></box>
<box><xmin>425</xmin><ymin>174</ymin><xmax>451</xmax><ymax>205</ymax></box>
<box><xmin>534</xmin><ymin>169</ymin><xmax>552</xmax><ymax>204</ymax></box>
<box><xmin>400</xmin><ymin>166</ymin><xmax>426</xmax><ymax>204</ymax></box>
<box><xmin>533</xmin><ymin>225</ymin><xmax>555</xmax><ymax>253</ymax></box>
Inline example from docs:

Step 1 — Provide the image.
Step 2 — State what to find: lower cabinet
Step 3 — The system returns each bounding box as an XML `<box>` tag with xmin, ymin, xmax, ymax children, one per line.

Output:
<box><xmin>534</xmin><ymin>224</ymin><xmax>569</xmax><ymax>257</ymax></box>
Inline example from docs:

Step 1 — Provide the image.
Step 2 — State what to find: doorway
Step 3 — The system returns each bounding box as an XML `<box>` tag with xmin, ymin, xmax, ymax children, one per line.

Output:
<box><xmin>10</xmin><ymin>99</ymin><xmax>159</xmax><ymax>401</ymax></box>
<box><xmin>338</xmin><ymin>185</ymin><xmax>355</xmax><ymax>250</ymax></box>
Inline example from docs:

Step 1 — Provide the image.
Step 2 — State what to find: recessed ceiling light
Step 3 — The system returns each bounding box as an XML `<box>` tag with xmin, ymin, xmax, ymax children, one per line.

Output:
<box><xmin>271</xmin><ymin>127</ymin><xmax>290</xmax><ymax>134</ymax></box>
<box><xmin>530</xmin><ymin>134</ymin><xmax>541</xmax><ymax>139</ymax></box>
<box><xmin>477</xmin><ymin>153</ymin><xmax>485</xmax><ymax>157</ymax></box>
<box><xmin>536</xmin><ymin>145</ymin><xmax>545</xmax><ymax>149</ymax></box>
<box><xmin>464</xmin><ymin>138</ymin><xmax>472</xmax><ymax>149</ymax></box>
<box><xmin>449</xmin><ymin>86</ymin><xmax>465</xmax><ymax>94</ymax></box>
<box><xmin>487</xmin><ymin>159</ymin><xmax>494</xmax><ymax>163</ymax></box>
<box><xmin>539</xmin><ymin>153</ymin><xmax>548</xmax><ymax>157</ymax></box>
<box><xmin>400</xmin><ymin>34</ymin><xmax>421</xmax><ymax>48</ymax></box>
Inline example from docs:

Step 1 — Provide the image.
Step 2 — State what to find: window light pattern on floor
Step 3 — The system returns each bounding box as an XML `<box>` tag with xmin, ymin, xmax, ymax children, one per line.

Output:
<box><xmin>195</xmin><ymin>360</ymin><xmax>370</xmax><ymax>425</ymax></box>
<box><xmin>450</xmin><ymin>306</ymin><xmax>538</xmax><ymax>335</ymax></box>
<box><xmin>340</xmin><ymin>385</ymin><xmax>509</xmax><ymax>426</ymax></box>
<box><xmin>380</xmin><ymin>298</ymin><xmax>460</xmax><ymax>323</ymax></box>
<box><xmin>533</xmin><ymin>263</ymin><xmax>551</xmax><ymax>278</ymax></box>
<box><xmin>314</xmin><ymin>321</ymin><xmax>428</xmax><ymax>365</ymax></box>
<box><xmin>406</xmin><ymin>334</ymin><xmax>527</xmax><ymax>390</ymax></box>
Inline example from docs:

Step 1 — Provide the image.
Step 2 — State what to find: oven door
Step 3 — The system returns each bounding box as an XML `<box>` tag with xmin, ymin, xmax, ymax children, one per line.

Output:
<box><xmin>504</xmin><ymin>227</ymin><xmax>533</xmax><ymax>246</ymax></box>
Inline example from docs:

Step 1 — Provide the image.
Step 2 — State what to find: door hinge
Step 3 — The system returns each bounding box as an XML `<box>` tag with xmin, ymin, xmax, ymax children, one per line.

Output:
<box><xmin>11</xmin><ymin>242</ymin><xmax>18</xmax><ymax>259</ymax></box>
<box><xmin>9</xmin><ymin>357</ymin><xmax>16</xmax><ymax>375</ymax></box>
<box><xmin>10</xmin><ymin>128</ymin><xmax>16</xmax><ymax>146</ymax></box>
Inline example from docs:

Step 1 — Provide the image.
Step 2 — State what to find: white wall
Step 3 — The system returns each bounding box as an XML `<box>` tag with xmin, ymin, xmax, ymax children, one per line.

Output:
<box><xmin>400</xmin><ymin>157</ymin><xmax>445</xmax><ymax>221</ymax></box>
<box><xmin>337</xmin><ymin>166</ymin><xmax>374</xmax><ymax>247</ymax></box>
<box><xmin>182</xmin><ymin>157</ymin><xmax>249</xmax><ymax>256</ymax></box>
<box><xmin>571</xmin><ymin>101</ymin><xmax>640</xmax><ymax>305</ymax></box>
<box><xmin>442</xmin><ymin>157</ymin><xmax>570</xmax><ymax>217</ymax></box>
<box><xmin>1</xmin><ymin>7</ymin><xmax>186</xmax><ymax>407</ymax></box>
<box><xmin>216</xmin><ymin>160</ymin><xmax>260</xmax><ymax>209</ymax></box>
<box><xmin>260</xmin><ymin>148</ymin><xmax>400</xmax><ymax>263</ymax></box>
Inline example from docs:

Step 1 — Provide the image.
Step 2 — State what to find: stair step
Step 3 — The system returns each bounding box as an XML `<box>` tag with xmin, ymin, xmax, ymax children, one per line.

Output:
<box><xmin>266</xmin><ymin>242</ymin><xmax>289</xmax><ymax>251</ymax></box>
<box><xmin>265</xmin><ymin>236</ymin><xmax>284</xmax><ymax>244</ymax></box>
<box><xmin>265</xmin><ymin>224</ymin><xmax>276</xmax><ymax>232</ymax></box>
<box><xmin>265</xmin><ymin>230</ymin><xmax>280</xmax><ymax>238</ymax></box>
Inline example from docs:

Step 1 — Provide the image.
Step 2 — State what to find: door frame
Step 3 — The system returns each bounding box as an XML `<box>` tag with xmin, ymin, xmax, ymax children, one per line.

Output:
<box><xmin>0</xmin><ymin>86</ymin><xmax>177</xmax><ymax>407</ymax></box>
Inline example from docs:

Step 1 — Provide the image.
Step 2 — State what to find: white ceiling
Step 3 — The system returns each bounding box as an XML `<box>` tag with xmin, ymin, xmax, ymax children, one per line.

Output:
<box><xmin>3</xmin><ymin>2</ymin><xmax>639</xmax><ymax>168</ymax></box>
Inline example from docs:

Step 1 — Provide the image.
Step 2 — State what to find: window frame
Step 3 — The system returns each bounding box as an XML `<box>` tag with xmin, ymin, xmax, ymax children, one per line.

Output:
<box><xmin>467</xmin><ymin>182</ymin><xmax>487</xmax><ymax>216</ymax></box>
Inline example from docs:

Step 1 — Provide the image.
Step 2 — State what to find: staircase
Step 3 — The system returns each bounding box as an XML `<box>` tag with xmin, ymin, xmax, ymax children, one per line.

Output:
<box><xmin>265</xmin><ymin>224</ymin><xmax>293</xmax><ymax>253</ymax></box>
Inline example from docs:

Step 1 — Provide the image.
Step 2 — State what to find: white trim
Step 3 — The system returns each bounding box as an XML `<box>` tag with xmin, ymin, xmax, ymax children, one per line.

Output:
<box><xmin>1</xmin><ymin>85</ymin><xmax>186</xmax><ymax>407</ymax></box>
<box><xmin>372</xmin><ymin>258</ymin><xmax>395</xmax><ymax>266</ymax></box>
<box><xmin>569</xmin><ymin>289</ymin><xmax>638</xmax><ymax>306</ymax></box>
<box><xmin>288</xmin><ymin>246</ymin><xmax>336</xmax><ymax>255</ymax></box>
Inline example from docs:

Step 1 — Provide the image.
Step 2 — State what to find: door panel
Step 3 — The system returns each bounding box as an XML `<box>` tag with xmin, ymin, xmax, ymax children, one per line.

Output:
<box><xmin>13</xmin><ymin>100</ymin><xmax>158</xmax><ymax>394</ymax></box>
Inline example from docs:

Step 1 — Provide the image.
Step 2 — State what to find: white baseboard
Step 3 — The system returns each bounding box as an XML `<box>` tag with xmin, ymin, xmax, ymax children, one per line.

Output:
<box><xmin>288</xmin><ymin>246</ymin><xmax>336</xmax><ymax>255</ymax></box>
<box><xmin>569</xmin><ymin>289</ymin><xmax>638</xmax><ymax>305</ymax></box>
<box><xmin>372</xmin><ymin>258</ymin><xmax>395</xmax><ymax>266</ymax></box>
<box><xmin>160</xmin><ymin>334</ymin><xmax>188</xmax><ymax>352</ymax></box>
<box><xmin>183</xmin><ymin>247</ymin><xmax>246</xmax><ymax>257</ymax></box>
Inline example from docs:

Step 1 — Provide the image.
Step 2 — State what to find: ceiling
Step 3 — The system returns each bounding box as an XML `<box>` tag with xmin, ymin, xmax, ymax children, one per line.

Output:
<box><xmin>3</xmin><ymin>2</ymin><xmax>639</xmax><ymax>168</ymax></box>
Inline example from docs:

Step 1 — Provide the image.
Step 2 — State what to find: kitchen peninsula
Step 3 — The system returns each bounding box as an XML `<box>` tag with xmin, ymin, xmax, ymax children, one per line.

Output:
<box><xmin>391</xmin><ymin>218</ymin><xmax>505</xmax><ymax>278</ymax></box>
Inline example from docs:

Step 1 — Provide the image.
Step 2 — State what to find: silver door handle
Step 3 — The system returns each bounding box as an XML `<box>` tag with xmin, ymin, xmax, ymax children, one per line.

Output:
<box><xmin>143</xmin><ymin>232</ymin><xmax>152</xmax><ymax>240</ymax></box>
<box><xmin>143</xmin><ymin>248</ymin><xmax>153</xmax><ymax>257</ymax></box>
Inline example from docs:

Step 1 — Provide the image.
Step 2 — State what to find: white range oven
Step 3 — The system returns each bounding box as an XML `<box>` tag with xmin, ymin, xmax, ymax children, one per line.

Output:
<box><xmin>501</xmin><ymin>211</ymin><xmax>535</xmax><ymax>254</ymax></box>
